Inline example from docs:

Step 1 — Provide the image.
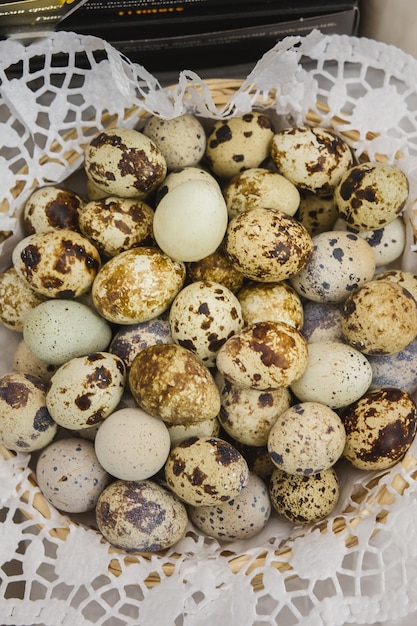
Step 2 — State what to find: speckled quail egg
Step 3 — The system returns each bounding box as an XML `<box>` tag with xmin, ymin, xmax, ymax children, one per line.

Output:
<box><xmin>373</xmin><ymin>269</ymin><xmax>417</xmax><ymax>302</ymax></box>
<box><xmin>0</xmin><ymin>266</ymin><xmax>45</xmax><ymax>332</ymax></box>
<box><xmin>341</xmin><ymin>279</ymin><xmax>417</xmax><ymax>355</ymax></box>
<box><xmin>186</xmin><ymin>249</ymin><xmax>246</xmax><ymax>294</ymax></box>
<box><xmin>164</xmin><ymin>436</ymin><xmax>249</xmax><ymax>506</ymax></box>
<box><xmin>23</xmin><ymin>299</ymin><xmax>112</xmax><ymax>365</ymax></box>
<box><xmin>289</xmin><ymin>230</ymin><xmax>376</xmax><ymax>303</ymax></box>
<box><xmin>0</xmin><ymin>372</ymin><xmax>57</xmax><ymax>452</ymax></box>
<box><xmin>94</xmin><ymin>407</ymin><xmax>171</xmax><ymax>480</ymax></box>
<box><xmin>166</xmin><ymin>414</ymin><xmax>220</xmax><ymax>448</ymax></box>
<box><xmin>216</xmin><ymin>320</ymin><xmax>308</xmax><ymax>390</ymax></box>
<box><xmin>301</xmin><ymin>301</ymin><xmax>344</xmax><ymax>343</ymax></box>
<box><xmin>13</xmin><ymin>339</ymin><xmax>58</xmax><ymax>382</ymax></box>
<box><xmin>269</xmin><ymin>466</ymin><xmax>340</xmax><ymax>524</ymax></box>
<box><xmin>36</xmin><ymin>438</ymin><xmax>111</xmax><ymax>513</ymax></box>
<box><xmin>297</xmin><ymin>192</ymin><xmax>338</xmax><ymax>236</ymax></box>
<box><xmin>96</xmin><ymin>479</ymin><xmax>189</xmax><ymax>552</ymax></box>
<box><xmin>169</xmin><ymin>280</ymin><xmax>244</xmax><ymax>367</ymax></box>
<box><xmin>224</xmin><ymin>167</ymin><xmax>300</xmax><ymax>219</ymax></box>
<box><xmin>267</xmin><ymin>401</ymin><xmax>346</xmax><ymax>475</ymax></box>
<box><xmin>143</xmin><ymin>113</ymin><xmax>206</xmax><ymax>171</ymax></box>
<box><xmin>334</xmin><ymin>162</ymin><xmax>409</xmax><ymax>231</ymax></box>
<box><xmin>224</xmin><ymin>207</ymin><xmax>313</xmax><ymax>283</ymax></box>
<box><xmin>237</xmin><ymin>280</ymin><xmax>304</xmax><ymax>329</ymax></box>
<box><xmin>128</xmin><ymin>343</ymin><xmax>221</xmax><ymax>425</ymax></box>
<box><xmin>84</xmin><ymin>127</ymin><xmax>167</xmax><ymax>198</ymax></box>
<box><xmin>290</xmin><ymin>340</ymin><xmax>373</xmax><ymax>409</ymax></box>
<box><xmin>270</xmin><ymin>126</ymin><xmax>353</xmax><ymax>196</ymax></box>
<box><xmin>205</xmin><ymin>112</ymin><xmax>275</xmax><ymax>179</ymax></box>
<box><xmin>216</xmin><ymin>372</ymin><xmax>291</xmax><ymax>446</ymax></box>
<box><xmin>92</xmin><ymin>246</ymin><xmax>185</xmax><ymax>325</ymax></box>
<box><xmin>78</xmin><ymin>196</ymin><xmax>154</xmax><ymax>257</ymax></box>
<box><xmin>156</xmin><ymin>166</ymin><xmax>221</xmax><ymax>205</ymax></box>
<box><xmin>189</xmin><ymin>471</ymin><xmax>271</xmax><ymax>541</ymax></box>
<box><xmin>23</xmin><ymin>185</ymin><xmax>85</xmax><ymax>234</ymax></box>
<box><xmin>12</xmin><ymin>228</ymin><xmax>101</xmax><ymax>299</ymax></box>
<box><xmin>46</xmin><ymin>351</ymin><xmax>126</xmax><ymax>430</ymax></box>
<box><xmin>342</xmin><ymin>387</ymin><xmax>417</xmax><ymax>470</ymax></box>
<box><xmin>367</xmin><ymin>337</ymin><xmax>417</xmax><ymax>394</ymax></box>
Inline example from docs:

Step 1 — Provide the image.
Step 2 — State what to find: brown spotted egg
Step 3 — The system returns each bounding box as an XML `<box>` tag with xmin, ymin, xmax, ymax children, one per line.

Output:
<box><xmin>96</xmin><ymin>479</ymin><xmax>189</xmax><ymax>551</ymax></box>
<box><xmin>224</xmin><ymin>207</ymin><xmax>313</xmax><ymax>283</ymax></box>
<box><xmin>0</xmin><ymin>372</ymin><xmax>57</xmax><ymax>452</ymax></box>
<box><xmin>46</xmin><ymin>352</ymin><xmax>126</xmax><ymax>430</ymax></box>
<box><xmin>297</xmin><ymin>192</ymin><xmax>338</xmax><ymax>237</ymax></box>
<box><xmin>341</xmin><ymin>279</ymin><xmax>417</xmax><ymax>355</ymax></box>
<box><xmin>342</xmin><ymin>388</ymin><xmax>417</xmax><ymax>470</ymax></box>
<box><xmin>12</xmin><ymin>228</ymin><xmax>101</xmax><ymax>299</ymax></box>
<box><xmin>205</xmin><ymin>112</ymin><xmax>275</xmax><ymax>179</ymax></box>
<box><xmin>237</xmin><ymin>280</ymin><xmax>304</xmax><ymax>329</ymax></box>
<box><xmin>23</xmin><ymin>185</ymin><xmax>85</xmax><ymax>234</ymax></box>
<box><xmin>186</xmin><ymin>249</ymin><xmax>246</xmax><ymax>294</ymax></box>
<box><xmin>164</xmin><ymin>436</ymin><xmax>249</xmax><ymax>506</ymax></box>
<box><xmin>0</xmin><ymin>267</ymin><xmax>45</xmax><ymax>332</ymax></box>
<box><xmin>334</xmin><ymin>162</ymin><xmax>409</xmax><ymax>231</ymax></box>
<box><xmin>269</xmin><ymin>467</ymin><xmax>340</xmax><ymax>524</ymax></box>
<box><xmin>84</xmin><ymin>127</ymin><xmax>167</xmax><ymax>198</ymax></box>
<box><xmin>169</xmin><ymin>280</ymin><xmax>244</xmax><ymax>367</ymax></box>
<box><xmin>216</xmin><ymin>320</ymin><xmax>308</xmax><ymax>390</ymax></box>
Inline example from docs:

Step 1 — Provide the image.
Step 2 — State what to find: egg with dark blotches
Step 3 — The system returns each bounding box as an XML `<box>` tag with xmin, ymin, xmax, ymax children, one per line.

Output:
<box><xmin>297</xmin><ymin>192</ymin><xmax>338</xmax><ymax>236</ymax></box>
<box><xmin>185</xmin><ymin>249</ymin><xmax>246</xmax><ymax>294</ymax></box>
<box><xmin>23</xmin><ymin>185</ymin><xmax>84</xmax><ymax>234</ymax></box>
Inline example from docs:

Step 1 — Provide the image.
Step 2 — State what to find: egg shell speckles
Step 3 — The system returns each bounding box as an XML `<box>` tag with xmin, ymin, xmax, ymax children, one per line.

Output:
<box><xmin>0</xmin><ymin>372</ymin><xmax>57</xmax><ymax>452</ymax></box>
<box><xmin>373</xmin><ymin>269</ymin><xmax>417</xmax><ymax>302</ymax></box>
<box><xmin>216</xmin><ymin>372</ymin><xmax>292</xmax><ymax>446</ymax></box>
<box><xmin>297</xmin><ymin>192</ymin><xmax>338</xmax><ymax>237</ymax></box>
<box><xmin>92</xmin><ymin>246</ymin><xmax>185</xmax><ymax>325</ymax></box>
<box><xmin>289</xmin><ymin>230</ymin><xmax>376</xmax><ymax>304</ymax></box>
<box><xmin>367</xmin><ymin>338</ymin><xmax>417</xmax><ymax>394</ymax></box>
<box><xmin>0</xmin><ymin>267</ymin><xmax>45</xmax><ymax>332</ymax></box>
<box><xmin>267</xmin><ymin>401</ymin><xmax>346</xmax><ymax>475</ymax></box>
<box><xmin>85</xmin><ymin>127</ymin><xmax>167</xmax><ymax>198</ymax></box>
<box><xmin>237</xmin><ymin>280</ymin><xmax>304</xmax><ymax>329</ymax></box>
<box><xmin>341</xmin><ymin>388</ymin><xmax>417</xmax><ymax>470</ymax></box>
<box><xmin>94</xmin><ymin>407</ymin><xmax>171</xmax><ymax>480</ymax></box>
<box><xmin>164</xmin><ymin>436</ymin><xmax>249</xmax><ymax>506</ymax></box>
<box><xmin>216</xmin><ymin>320</ymin><xmax>308</xmax><ymax>390</ymax></box>
<box><xmin>23</xmin><ymin>185</ymin><xmax>85</xmax><ymax>235</ymax></box>
<box><xmin>36</xmin><ymin>438</ymin><xmax>111</xmax><ymax>513</ymax></box>
<box><xmin>290</xmin><ymin>340</ymin><xmax>372</xmax><ymax>409</ymax></box>
<box><xmin>46</xmin><ymin>352</ymin><xmax>126</xmax><ymax>430</ymax></box>
<box><xmin>185</xmin><ymin>250</ymin><xmax>246</xmax><ymax>294</ymax></box>
<box><xmin>95</xmin><ymin>479</ymin><xmax>189</xmax><ymax>552</ymax></box>
<box><xmin>12</xmin><ymin>229</ymin><xmax>101</xmax><ymax>299</ymax></box>
<box><xmin>269</xmin><ymin>467</ymin><xmax>340</xmax><ymax>524</ymax></box>
<box><xmin>334</xmin><ymin>162</ymin><xmax>409</xmax><ymax>231</ymax></box>
<box><xmin>224</xmin><ymin>207</ymin><xmax>313</xmax><ymax>283</ymax></box>
<box><xmin>143</xmin><ymin>114</ymin><xmax>206</xmax><ymax>171</ymax></box>
<box><xmin>169</xmin><ymin>280</ymin><xmax>244</xmax><ymax>368</ymax></box>
<box><xmin>270</xmin><ymin>126</ymin><xmax>353</xmax><ymax>196</ymax></box>
<box><xmin>188</xmin><ymin>471</ymin><xmax>271</xmax><ymax>541</ymax></box>
<box><xmin>341</xmin><ymin>280</ymin><xmax>417</xmax><ymax>355</ymax></box>
<box><xmin>224</xmin><ymin>167</ymin><xmax>300</xmax><ymax>219</ymax></box>
<box><xmin>128</xmin><ymin>343</ymin><xmax>221</xmax><ymax>425</ymax></box>
<box><xmin>205</xmin><ymin>112</ymin><xmax>275</xmax><ymax>179</ymax></box>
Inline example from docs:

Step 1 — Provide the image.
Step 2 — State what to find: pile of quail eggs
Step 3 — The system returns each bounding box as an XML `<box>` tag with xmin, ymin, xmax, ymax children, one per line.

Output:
<box><xmin>1</xmin><ymin>109</ymin><xmax>417</xmax><ymax>553</ymax></box>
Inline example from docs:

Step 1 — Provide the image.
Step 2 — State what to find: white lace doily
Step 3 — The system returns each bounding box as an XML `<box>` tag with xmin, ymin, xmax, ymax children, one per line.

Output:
<box><xmin>2</xmin><ymin>30</ymin><xmax>417</xmax><ymax>625</ymax></box>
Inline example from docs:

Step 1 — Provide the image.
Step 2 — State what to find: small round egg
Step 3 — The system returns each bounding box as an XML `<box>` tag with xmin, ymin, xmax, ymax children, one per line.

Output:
<box><xmin>128</xmin><ymin>343</ymin><xmax>221</xmax><ymax>425</ymax></box>
<box><xmin>143</xmin><ymin>113</ymin><xmax>206</xmax><ymax>171</ymax></box>
<box><xmin>270</xmin><ymin>126</ymin><xmax>353</xmax><ymax>196</ymax></box>
<box><xmin>0</xmin><ymin>372</ymin><xmax>57</xmax><ymax>452</ymax></box>
<box><xmin>0</xmin><ymin>266</ymin><xmax>45</xmax><ymax>332</ymax></box>
<box><xmin>164</xmin><ymin>436</ymin><xmax>249</xmax><ymax>506</ymax></box>
<box><xmin>224</xmin><ymin>167</ymin><xmax>300</xmax><ymax>219</ymax></box>
<box><xmin>342</xmin><ymin>387</ymin><xmax>417</xmax><ymax>470</ymax></box>
<box><xmin>224</xmin><ymin>207</ymin><xmax>313</xmax><ymax>283</ymax></box>
<box><xmin>269</xmin><ymin>467</ymin><xmax>340</xmax><ymax>524</ymax></box>
<box><xmin>169</xmin><ymin>280</ymin><xmax>244</xmax><ymax>367</ymax></box>
<box><xmin>334</xmin><ymin>162</ymin><xmax>409</xmax><ymax>230</ymax></box>
<box><xmin>12</xmin><ymin>228</ymin><xmax>101</xmax><ymax>299</ymax></box>
<box><xmin>301</xmin><ymin>301</ymin><xmax>344</xmax><ymax>343</ymax></box>
<box><xmin>367</xmin><ymin>337</ymin><xmax>417</xmax><ymax>394</ymax></box>
<box><xmin>185</xmin><ymin>249</ymin><xmax>246</xmax><ymax>294</ymax></box>
<box><xmin>289</xmin><ymin>230</ymin><xmax>376</xmax><ymax>303</ymax></box>
<box><xmin>237</xmin><ymin>280</ymin><xmax>304</xmax><ymax>329</ymax></box>
<box><xmin>290</xmin><ymin>340</ymin><xmax>373</xmax><ymax>409</ymax></box>
<box><xmin>189</xmin><ymin>472</ymin><xmax>271</xmax><ymax>541</ymax></box>
<box><xmin>341</xmin><ymin>279</ymin><xmax>417</xmax><ymax>355</ymax></box>
<box><xmin>216</xmin><ymin>320</ymin><xmax>308</xmax><ymax>390</ymax></box>
<box><xmin>267</xmin><ymin>401</ymin><xmax>346</xmax><ymax>475</ymax></box>
<box><xmin>23</xmin><ymin>299</ymin><xmax>112</xmax><ymax>365</ymax></box>
<box><xmin>46</xmin><ymin>352</ymin><xmax>126</xmax><ymax>430</ymax></box>
<box><xmin>96</xmin><ymin>479</ymin><xmax>189</xmax><ymax>552</ymax></box>
<box><xmin>36</xmin><ymin>438</ymin><xmax>111</xmax><ymax>513</ymax></box>
<box><xmin>92</xmin><ymin>246</ymin><xmax>185</xmax><ymax>325</ymax></box>
<box><xmin>84</xmin><ymin>127</ymin><xmax>167</xmax><ymax>198</ymax></box>
<box><xmin>152</xmin><ymin>179</ymin><xmax>228</xmax><ymax>262</ymax></box>
<box><xmin>23</xmin><ymin>185</ymin><xmax>84</xmax><ymax>234</ymax></box>
<box><xmin>13</xmin><ymin>339</ymin><xmax>58</xmax><ymax>382</ymax></box>
<box><xmin>94</xmin><ymin>407</ymin><xmax>171</xmax><ymax>480</ymax></box>
<box><xmin>297</xmin><ymin>192</ymin><xmax>338</xmax><ymax>236</ymax></box>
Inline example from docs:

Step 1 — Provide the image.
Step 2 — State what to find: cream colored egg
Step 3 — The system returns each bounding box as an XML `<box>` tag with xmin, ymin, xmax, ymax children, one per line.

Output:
<box><xmin>23</xmin><ymin>185</ymin><xmax>84</xmax><ymax>234</ymax></box>
<box><xmin>143</xmin><ymin>114</ymin><xmax>206</xmax><ymax>171</ymax></box>
<box><xmin>153</xmin><ymin>179</ymin><xmax>228</xmax><ymax>262</ymax></box>
<box><xmin>156</xmin><ymin>166</ymin><xmax>220</xmax><ymax>205</ymax></box>
<box><xmin>237</xmin><ymin>280</ymin><xmax>304</xmax><ymax>329</ymax></box>
<box><xmin>0</xmin><ymin>266</ymin><xmax>45</xmax><ymax>332</ymax></box>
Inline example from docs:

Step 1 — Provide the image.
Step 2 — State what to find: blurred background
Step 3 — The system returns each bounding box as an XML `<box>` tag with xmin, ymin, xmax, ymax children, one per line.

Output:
<box><xmin>359</xmin><ymin>0</ymin><xmax>417</xmax><ymax>58</ymax></box>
